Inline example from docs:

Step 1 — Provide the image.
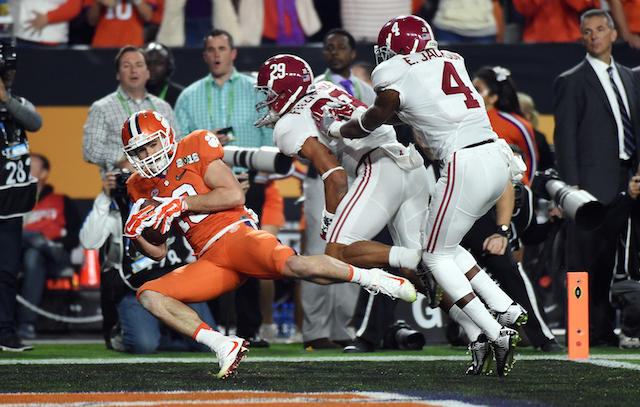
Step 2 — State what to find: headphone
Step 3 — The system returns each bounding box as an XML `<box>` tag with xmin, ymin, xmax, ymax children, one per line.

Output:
<box><xmin>143</xmin><ymin>42</ymin><xmax>175</xmax><ymax>78</ymax></box>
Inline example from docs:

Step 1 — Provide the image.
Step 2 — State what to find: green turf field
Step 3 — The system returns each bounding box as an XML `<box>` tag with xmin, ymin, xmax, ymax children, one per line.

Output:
<box><xmin>1</xmin><ymin>343</ymin><xmax>639</xmax><ymax>406</ymax></box>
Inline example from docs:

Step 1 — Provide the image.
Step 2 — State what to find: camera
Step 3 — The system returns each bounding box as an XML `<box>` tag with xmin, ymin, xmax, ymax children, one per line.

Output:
<box><xmin>223</xmin><ymin>146</ymin><xmax>293</xmax><ymax>174</ymax></box>
<box><xmin>217</xmin><ymin>126</ymin><xmax>235</xmax><ymax>142</ymax></box>
<box><xmin>381</xmin><ymin>320</ymin><xmax>426</xmax><ymax>351</ymax></box>
<box><xmin>112</xmin><ymin>171</ymin><xmax>131</xmax><ymax>198</ymax></box>
<box><xmin>532</xmin><ymin>168</ymin><xmax>605</xmax><ymax>231</ymax></box>
<box><xmin>0</xmin><ymin>41</ymin><xmax>17</xmax><ymax>73</ymax></box>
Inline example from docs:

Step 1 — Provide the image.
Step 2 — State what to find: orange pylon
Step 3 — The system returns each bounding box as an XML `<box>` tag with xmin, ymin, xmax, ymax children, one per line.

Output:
<box><xmin>78</xmin><ymin>249</ymin><xmax>100</xmax><ymax>288</ymax></box>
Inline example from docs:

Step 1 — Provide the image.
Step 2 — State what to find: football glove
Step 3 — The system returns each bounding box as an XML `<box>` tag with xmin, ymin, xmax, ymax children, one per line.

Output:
<box><xmin>320</xmin><ymin>207</ymin><xmax>335</xmax><ymax>241</ymax></box>
<box><xmin>153</xmin><ymin>196</ymin><xmax>189</xmax><ymax>234</ymax></box>
<box><xmin>124</xmin><ymin>198</ymin><xmax>158</xmax><ymax>239</ymax></box>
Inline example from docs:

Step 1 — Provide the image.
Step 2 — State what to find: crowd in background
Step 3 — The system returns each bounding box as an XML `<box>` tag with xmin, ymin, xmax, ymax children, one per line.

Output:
<box><xmin>1</xmin><ymin>1</ymin><xmax>640</xmax><ymax>358</ymax></box>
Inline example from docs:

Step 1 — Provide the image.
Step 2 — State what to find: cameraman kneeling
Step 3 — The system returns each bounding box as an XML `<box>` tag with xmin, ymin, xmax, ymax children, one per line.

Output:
<box><xmin>79</xmin><ymin>158</ymin><xmax>217</xmax><ymax>354</ymax></box>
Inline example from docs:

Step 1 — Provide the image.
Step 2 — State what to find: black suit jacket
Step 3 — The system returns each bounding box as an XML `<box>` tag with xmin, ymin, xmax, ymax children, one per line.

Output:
<box><xmin>553</xmin><ymin>59</ymin><xmax>640</xmax><ymax>205</ymax></box>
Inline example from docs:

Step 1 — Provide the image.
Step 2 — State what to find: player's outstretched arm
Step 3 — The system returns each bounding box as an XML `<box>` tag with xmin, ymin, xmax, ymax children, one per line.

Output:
<box><xmin>299</xmin><ymin>137</ymin><xmax>348</xmax><ymax>214</ymax></box>
<box><xmin>184</xmin><ymin>159</ymin><xmax>246</xmax><ymax>212</ymax></box>
<box><xmin>333</xmin><ymin>89</ymin><xmax>401</xmax><ymax>139</ymax></box>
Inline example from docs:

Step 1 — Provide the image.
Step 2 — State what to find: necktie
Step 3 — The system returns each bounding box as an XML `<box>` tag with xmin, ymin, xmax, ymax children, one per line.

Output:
<box><xmin>340</xmin><ymin>79</ymin><xmax>354</xmax><ymax>96</ymax></box>
<box><xmin>608</xmin><ymin>67</ymin><xmax>636</xmax><ymax>157</ymax></box>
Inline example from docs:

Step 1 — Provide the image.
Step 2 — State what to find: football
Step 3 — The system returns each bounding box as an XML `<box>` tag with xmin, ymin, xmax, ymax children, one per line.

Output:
<box><xmin>139</xmin><ymin>199</ymin><xmax>170</xmax><ymax>245</ymax></box>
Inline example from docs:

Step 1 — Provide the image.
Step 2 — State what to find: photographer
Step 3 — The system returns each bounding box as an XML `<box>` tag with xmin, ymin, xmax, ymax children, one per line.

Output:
<box><xmin>0</xmin><ymin>42</ymin><xmax>43</xmax><ymax>352</ymax></box>
<box><xmin>596</xmin><ymin>164</ymin><xmax>640</xmax><ymax>349</ymax></box>
<box><xmin>79</xmin><ymin>158</ymin><xmax>216</xmax><ymax>354</ymax></box>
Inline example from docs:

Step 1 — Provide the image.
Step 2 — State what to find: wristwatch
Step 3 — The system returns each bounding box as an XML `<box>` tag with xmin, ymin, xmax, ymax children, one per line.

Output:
<box><xmin>497</xmin><ymin>224</ymin><xmax>511</xmax><ymax>239</ymax></box>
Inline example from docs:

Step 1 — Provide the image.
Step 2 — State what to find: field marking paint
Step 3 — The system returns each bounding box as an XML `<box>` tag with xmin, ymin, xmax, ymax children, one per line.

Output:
<box><xmin>1</xmin><ymin>354</ymin><xmax>639</xmax><ymax>370</ymax></box>
<box><xmin>0</xmin><ymin>390</ymin><xmax>491</xmax><ymax>407</ymax></box>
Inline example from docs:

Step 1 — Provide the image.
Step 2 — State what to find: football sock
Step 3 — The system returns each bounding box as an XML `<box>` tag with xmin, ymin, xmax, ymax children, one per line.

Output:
<box><xmin>348</xmin><ymin>265</ymin><xmax>372</xmax><ymax>288</ymax></box>
<box><xmin>449</xmin><ymin>304</ymin><xmax>483</xmax><ymax>343</ymax></box>
<box><xmin>388</xmin><ymin>246</ymin><xmax>421</xmax><ymax>270</ymax></box>
<box><xmin>468</xmin><ymin>268</ymin><xmax>512</xmax><ymax>313</ymax></box>
<box><xmin>461</xmin><ymin>297</ymin><xmax>501</xmax><ymax>341</ymax></box>
<box><xmin>193</xmin><ymin>322</ymin><xmax>224</xmax><ymax>351</ymax></box>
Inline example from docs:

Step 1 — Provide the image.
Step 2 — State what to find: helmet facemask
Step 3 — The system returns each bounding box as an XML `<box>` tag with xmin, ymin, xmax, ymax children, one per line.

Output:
<box><xmin>374</xmin><ymin>44</ymin><xmax>397</xmax><ymax>65</ymax></box>
<box><xmin>254</xmin><ymin>84</ymin><xmax>281</xmax><ymax>128</ymax></box>
<box><xmin>124</xmin><ymin>128</ymin><xmax>176</xmax><ymax>178</ymax></box>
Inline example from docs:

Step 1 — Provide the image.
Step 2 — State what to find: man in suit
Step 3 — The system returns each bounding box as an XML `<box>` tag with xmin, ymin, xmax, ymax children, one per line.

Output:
<box><xmin>553</xmin><ymin>9</ymin><xmax>640</xmax><ymax>347</ymax></box>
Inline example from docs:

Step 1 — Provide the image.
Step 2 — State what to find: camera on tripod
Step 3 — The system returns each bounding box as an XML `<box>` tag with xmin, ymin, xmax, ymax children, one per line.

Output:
<box><xmin>531</xmin><ymin>168</ymin><xmax>605</xmax><ymax>231</ymax></box>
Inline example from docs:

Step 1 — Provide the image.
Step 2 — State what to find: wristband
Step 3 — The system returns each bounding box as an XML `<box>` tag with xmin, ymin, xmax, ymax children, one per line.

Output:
<box><xmin>321</xmin><ymin>166</ymin><xmax>344</xmax><ymax>181</ymax></box>
<box><xmin>357</xmin><ymin>113</ymin><xmax>372</xmax><ymax>134</ymax></box>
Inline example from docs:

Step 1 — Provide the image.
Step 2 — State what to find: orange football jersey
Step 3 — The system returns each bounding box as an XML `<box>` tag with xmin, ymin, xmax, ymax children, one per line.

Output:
<box><xmin>127</xmin><ymin>130</ymin><xmax>251</xmax><ymax>255</ymax></box>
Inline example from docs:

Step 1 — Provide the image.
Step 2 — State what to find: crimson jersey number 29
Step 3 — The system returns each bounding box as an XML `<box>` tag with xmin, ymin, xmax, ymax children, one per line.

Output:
<box><xmin>441</xmin><ymin>61</ymin><xmax>480</xmax><ymax>109</ymax></box>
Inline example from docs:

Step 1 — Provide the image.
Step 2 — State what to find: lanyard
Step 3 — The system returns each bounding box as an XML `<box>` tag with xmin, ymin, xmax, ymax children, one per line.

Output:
<box><xmin>159</xmin><ymin>82</ymin><xmax>170</xmax><ymax>100</ymax></box>
<box><xmin>324</xmin><ymin>69</ymin><xmax>361</xmax><ymax>100</ymax></box>
<box><xmin>207</xmin><ymin>70</ymin><xmax>238</xmax><ymax>128</ymax></box>
<box><xmin>117</xmin><ymin>90</ymin><xmax>156</xmax><ymax>116</ymax></box>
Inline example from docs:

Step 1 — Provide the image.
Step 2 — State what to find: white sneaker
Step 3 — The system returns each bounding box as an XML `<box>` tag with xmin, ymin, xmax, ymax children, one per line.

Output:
<box><xmin>365</xmin><ymin>269</ymin><xmax>417</xmax><ymax>303</ymax></box>
<box><xmin>619</xmin><ymin>333</ymin><xmax>640</xmax><ymax>349</ymax></box>
<box><xmin>259</xmin><ymin>323</ymin><xmax>278</xmax><ymax>341</ymax></box>
<box><xmin>215</xmin><ymin>336</ymin><xmax>249</xmax><ymax>379</ymax></box>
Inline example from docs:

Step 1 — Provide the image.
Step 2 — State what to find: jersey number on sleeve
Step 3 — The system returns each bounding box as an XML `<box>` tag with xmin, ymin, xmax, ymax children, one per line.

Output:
<box><xmin>441</xmin><ymin>61</ymin><xmax>481</xmax><ymax>109</ymax></box>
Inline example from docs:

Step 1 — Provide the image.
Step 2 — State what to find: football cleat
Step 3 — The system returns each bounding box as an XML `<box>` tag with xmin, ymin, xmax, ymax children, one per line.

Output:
<box><xmin>495</xmin><ymin>302</ymin><xmax>528</xmax><ymax>328</ymax></box>
<box><xmin>216</xmin><ymin>337</ymin><xmax>249</xmax><ymax>379</ymax></box>
<box><xmin>365</xmin><ymin>268</ymin><xmax>417</xmax><ymax>303</ymax></box>
<box><xmin>415</xmin><ymin>260</ymin><xmax>442</xmax><ymax>308</ymax></box>
<box><xmin>466</xmin><ymin>335</ymin><xmax>493</xmax><ymax>375</ymax></box>
<box><xmin>491</xmin><ymin>327</ymin><xmax>521</xmax><ymax>377</ymax></box>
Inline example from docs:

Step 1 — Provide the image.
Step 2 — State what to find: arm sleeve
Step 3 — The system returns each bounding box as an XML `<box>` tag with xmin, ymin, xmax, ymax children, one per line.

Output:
<box><xmin>82</xmin><ymin>103</ymin><xmax>107</xmax><ymax>167</ymax></box>
<box><xmin>553</xmin><ymin>74</ymin><xmax>580</xmax><ymax>186</ymax></box>
<box><xmin>3</xmin><ymin>97</ymin><xmax>43</xmax><ymax>132</ymax></box>
<box><xmin>47</xmin><ymin>0</ymin><xmax>83</xmax><ymax>23</ymax></box>
<box><xmin>79</xmin><ymin>192</ymin><xmax>115</xmax><ymax>250</ymax></box>
<box><xmin>599</xmin><ymin>193</ymin><xmax>636</xmax><ymax>241</ymax></box>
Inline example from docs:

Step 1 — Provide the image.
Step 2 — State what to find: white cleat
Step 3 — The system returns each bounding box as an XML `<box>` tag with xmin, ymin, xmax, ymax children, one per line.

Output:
<box><xmin>216</xmin><ymin>337</ymin><xmax>249</xmax><ymax>379</ymax></box>
<box><xmin>366</xmin><ymin>268</ymin><xmax>417</xmax><ymax>303</ymax></box>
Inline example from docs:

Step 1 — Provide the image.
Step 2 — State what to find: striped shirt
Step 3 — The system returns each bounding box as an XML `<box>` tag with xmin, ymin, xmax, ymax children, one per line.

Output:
<box><xmin>341</xmin><ymin>0</ymin><xmax>412</xmax><ymax>43</ymax></box>
<box><xmin>82</xmin><ymin>85</ymin><xmax>181</xmax><ymax>177</ymax></box>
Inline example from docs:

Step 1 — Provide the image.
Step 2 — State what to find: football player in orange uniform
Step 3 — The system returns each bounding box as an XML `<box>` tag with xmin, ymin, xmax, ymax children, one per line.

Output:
<box><xmin>120</xmin><ymin>110</ymin><xmax>417</xmax><ymax>379</ymax></box>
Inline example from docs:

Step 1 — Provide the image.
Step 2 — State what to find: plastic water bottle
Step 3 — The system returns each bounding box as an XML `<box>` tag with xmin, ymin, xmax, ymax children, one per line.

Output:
<box><xmin>272</xmin><ymin>303</ymin><xmax>283</xmax><ymax>337</ymax></box>
<box><xmin>278</xmin><ymin>303</ymin><xmax>294</xmax><ymax>338</ymax></box>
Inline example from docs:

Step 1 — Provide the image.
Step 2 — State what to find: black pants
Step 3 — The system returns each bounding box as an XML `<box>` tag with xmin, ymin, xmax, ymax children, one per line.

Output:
<box><xmin>233</xmin><ymin>175</ymin><xmax>265</xmax><ymax>337</ymax></box>
<box><xmin>564</xmin><ymin>221</ymin><xmax>617</xmax><ymax>345</ymax></box>
<box><xmin>0</xmin><ymin>218</ymin><xmax>23</xmax><ymax>340</ymax></box>
<box><xmin>462</xmin><ymin>209</ymin><xmax>554</xmax><ymax>348</ymax></box>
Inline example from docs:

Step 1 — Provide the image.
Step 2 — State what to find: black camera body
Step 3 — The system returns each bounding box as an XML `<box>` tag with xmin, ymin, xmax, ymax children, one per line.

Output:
<box><xmin>112</xmin><ymin>172</ymin><xmax>131</xmax><ymax>198</ymax></box>
<box><xmin>532</xmin><ymin>168</ymin><xmax>605</xmax><ymax>231</ymax></box>
<box><xmin>0</xmin><ymin>42</ymin><xmax>17</xmax><ymax>73</ymax></box>
<box><xmin>381</xmin><ymin>320</ymin><xmax>426</xmax><ymax>351</ymax></box>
